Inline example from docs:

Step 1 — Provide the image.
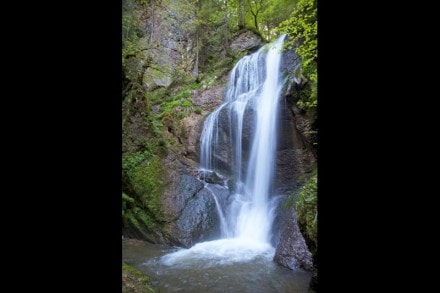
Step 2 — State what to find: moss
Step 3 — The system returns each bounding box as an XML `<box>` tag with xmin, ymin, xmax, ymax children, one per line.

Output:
<box><xmin>122</xmin><ymin>159</ymin><xmax>165</xmax><ymax>241</ymax></box>
<box><xmin>296</xmin><ymin>78</ymin><xmax>317</xmax><ymax>110</ymax></box>
<box><xmin>122</xmin><ymin>262</ymin><xmax>155</xmax><ymax>293</ymax></box>
<box><xmin>296</xmin><ymin>172</ymin><xmax>317</xmax><ymax>255</ymax></box>
<box><xmin>122</xmin><ymin>138</ymin><xmax>167</xmax><ymax>240</ymax></box>
<box><xmin>151</xmin><ymin>82</ymin><xmax>201</xmax><ymax>122</ymax></box>
<box><xmin>123</xmin><ymin>207</ymin><xmax>157</xmax><ymax>233</ymax></box>
<box><xmin>145</xmin><ymin>87</ymin><xmax>169</xmax><ymax>106</ymax></box>
<box><xmin>128</xmin><ymin>156</ymin><xmax>164</xmax><ymax>219</ymax></box>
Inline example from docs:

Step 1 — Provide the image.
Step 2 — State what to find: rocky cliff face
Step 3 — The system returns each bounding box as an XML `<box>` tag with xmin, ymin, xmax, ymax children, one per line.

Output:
<box><xmin>180</xmin><ymin>85</ymin><xmax>224</xmax><ymax>161</ymax></box>
<box><xmin>126</xmin><ymin>0</ymin><xmax>197</xmax><ymax>91</ymax></box>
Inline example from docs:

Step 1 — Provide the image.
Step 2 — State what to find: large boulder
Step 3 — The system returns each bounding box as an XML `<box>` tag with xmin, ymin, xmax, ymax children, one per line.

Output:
<box><xmin>160</xmin><ymin>153</ymin><xmax>204</xmax><ymax>223</ymax></box>
<box><xmin>160</xmin><ymin>153</ymin><xmax>220</xmax><ymax>247</ymax></box>
<box><xmin>192</xmin><ymin>85</ymin><xmax>224</xmax><ymax>112</ymax></box>
<box><xmin>230</xmin><ymin>31</ymin><xmax>263</xmax><ymax>54</ymax></box>
<box><xmin>273</xmin><ymin>205</ymin><xmax>313</xmax><ymax>271</ymax></box>
<box><xmin>174</xmin><ymin>187</ymin><xmax>220</xmax><ymax>247</ymax></box>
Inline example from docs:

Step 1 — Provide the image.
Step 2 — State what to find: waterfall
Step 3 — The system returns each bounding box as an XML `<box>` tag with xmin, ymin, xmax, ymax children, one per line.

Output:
<box><xmin>161</xmin><ymin>34</ymin><xmax>287</xmax><ymax>266</ymax></box>
<box><xmin>201</xmin><ymin>34</ymin><xmax>286</xmax><ymax>243</ymax></box>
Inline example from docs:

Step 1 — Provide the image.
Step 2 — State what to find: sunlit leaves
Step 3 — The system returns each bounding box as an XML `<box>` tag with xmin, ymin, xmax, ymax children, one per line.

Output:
<box><xmin>276</xmin><ymin>0</ymin><xmax>317</xmax><ymax>109</ymax></box>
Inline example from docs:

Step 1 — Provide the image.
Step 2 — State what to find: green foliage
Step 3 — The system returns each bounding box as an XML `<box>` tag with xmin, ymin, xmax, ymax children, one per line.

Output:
<box><xmin>278</xmin><ymin>0</ymin><xmax>317</xmax><ymax>67</ymax></box>
<box><xmin>259</xmin><ymin>0</ymin><xmax>298</xmax><ymax>40</ymax></box>
<box><xmin>122</xmin><ymin>193</ymin><xmax>135</xmax><ymax>204</ymax></box>
<box><xmin>145</xmin><ymin>87</ymin><xmax>168</xmax><ymax>106</ymax></box>
<box><xmin>195</xmin><ymin>107</ymin><xmax>202</xmax><ymax>114</ymax></box>
<box><xmin>297</xmin><ymin>81</ymin><xmax>317</xmax><ymax>109</ymax></box>
<box><xmin>277</xmin><ymin>0</ymin><xmax>317</xmax><ymax>109</ymax></box>
<box><xmin>122</xmin><ymin>193</ymin><xmax>135</xmax><ymax>211</ymax></box>
<box><xmin>296</xmin><ymin>172</ymin><xmax>317</xmax><ymax>253</ymax></box>
<box><xmin>219</xmin><ymin>0</ymin><xmax>298</xmax><ymax>41</ymax></box>
<box><xmin>122</xmin><ymin>151</ymin><xmax>152</xmax><ymax>171</ymax></box>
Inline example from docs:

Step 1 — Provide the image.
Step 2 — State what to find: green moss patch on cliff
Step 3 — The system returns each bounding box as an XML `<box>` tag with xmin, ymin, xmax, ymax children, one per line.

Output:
<box><xmin>122</xmin><ymin>262</ymin><xmax>155</xmax><ymax>293</ymax></box>
<box><xmin>296</xmin><ymin>172</ymin><xmax>317</xmax><ymax>255</ymax></box>
<box><xmin>122</xmin><ymin>140</ymin><xmax>167</xmax><ymax>241</ymax></box>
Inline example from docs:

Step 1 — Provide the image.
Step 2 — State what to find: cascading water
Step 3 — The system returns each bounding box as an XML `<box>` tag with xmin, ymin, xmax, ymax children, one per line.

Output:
<box><xmin>161</xmin><ymin>34</ymin><xmax>287</xmax><ymax>266</ymax></box>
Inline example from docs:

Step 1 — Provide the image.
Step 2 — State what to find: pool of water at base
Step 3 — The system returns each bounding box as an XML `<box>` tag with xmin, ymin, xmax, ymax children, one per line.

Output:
<box><xmin>123</xmin><ymin>239</ymin><xmax>312</xmax><ymax>293</ymax></box>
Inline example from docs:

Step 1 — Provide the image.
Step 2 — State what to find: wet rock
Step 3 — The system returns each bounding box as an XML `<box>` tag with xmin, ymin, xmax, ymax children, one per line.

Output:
<box><xmin>273</xmin><ymin>205</ymin><xmax>313</xmax><ymax>271</ymax></box>
<box><xmin>174</xmin><ymin>188</ymin><xmax>220</xmax><ymax>247</ymax></box>
<box><xmin>280</xmin><ymin>45</ymin><xmax>302</xmax><ymax>82</ymax></box>
<box><xmin>226</xmin><ymin>179</ymin><xmax>236</xmax><ymax>194</ymax></box>
<box><xmin>157</xmin><ymin>153</ymin><xmax>223</xmax><ymax>247</ymax></box>
<box><xmin>161</xmin><ymin>153</ymin><xmax>204</xmax><ymax>223</ymax></box>
<box><xmin>199</xmin><ymin>171</ymin><xmax>224</xmax><ymax>185</ymax></box>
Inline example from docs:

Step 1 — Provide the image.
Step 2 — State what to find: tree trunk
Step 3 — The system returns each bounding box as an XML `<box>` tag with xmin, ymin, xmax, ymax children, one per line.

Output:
<box><xmin>192</xmin><ymin>0</ymin><xmax>202</xmax><ymax>80</ymax></box>
<box><xmin>192</xmin><ymin>30</ymin><xmax>199</xmax><ymax>79</ymax></box>
<box><xmin>238</xmin><ymin>0</ymin><xmax>245</xmax><ymax>29</ymax></box>
<box><xmin>254</xmin><ymin>14</ymin><xmax>259</xmax><ymax>32</ymax></box>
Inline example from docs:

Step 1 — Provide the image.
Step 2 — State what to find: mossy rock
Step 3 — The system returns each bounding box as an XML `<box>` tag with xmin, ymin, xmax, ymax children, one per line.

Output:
<box><xmin>122</xmin><ymin>207</ymin><xmax>160</xmax><ymax>243</ymax></box>
<box><xmin>122</xmin><ymin>148</ymin><xmax>167</xmax><ymax>242</ymax></box>
<box><xmin>122</xmin><ymin>263</ymin><xmax>155</xmax><ymax>293</ymax></box>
